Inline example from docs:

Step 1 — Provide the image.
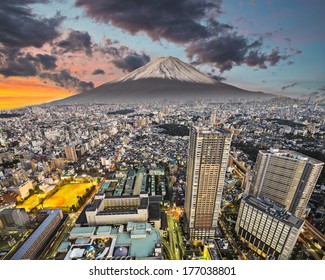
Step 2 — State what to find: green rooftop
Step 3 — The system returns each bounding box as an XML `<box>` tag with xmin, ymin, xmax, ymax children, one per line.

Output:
<box><xmin>71</xmin><ymin>226</ymin><xmax>96</xmax><ymax>235</ymax></box>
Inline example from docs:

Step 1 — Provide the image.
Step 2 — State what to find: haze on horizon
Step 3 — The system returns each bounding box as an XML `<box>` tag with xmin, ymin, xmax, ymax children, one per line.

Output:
<box><xmin>0</xmin><ymin>0</ymin><xmax>324</xmax><ymax>109</ymax></box>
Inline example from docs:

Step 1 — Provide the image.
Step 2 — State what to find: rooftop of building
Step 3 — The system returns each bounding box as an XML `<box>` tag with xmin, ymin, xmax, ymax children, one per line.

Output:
<box><xmin>70</xmin><ymin>226</ymin><xmax>96</xmax><ymax>235</ymax></box>
<box><xmin>11</xmin><ymin>209</ymin><xmax>62</xmax><ymax>260</ymax></box>
<box><xmin>99</xmin><ymin>169</ymin><xmax>167</xmax><ymax>198</ymax></box>
<box><xmin>0</xmin><ymin>207</ymin><xmax>26</xmax><ymax>214</ymax></box>
<box><xmin>64</xmin><ymin>223</ymin><xmax>161</xmax><ymax>260</ymax></box>
<box><xmin>243</xmin><ymin>195</ymin><xmax>304</xmax><ymax>229</ymax></box>
<box><xmin>148</xmin><ymin>202</ymin><xmax>161</xmax><ymax>220</ymax></box>
<box><xmin>193</xmin><ymin>125</ymin><xmax>232</xmax><ymax>136</ymax></box>
<box><xmin>260</xmin><ymin>148</ymin><xmax>324</xmax><ymax>165</ymax></box>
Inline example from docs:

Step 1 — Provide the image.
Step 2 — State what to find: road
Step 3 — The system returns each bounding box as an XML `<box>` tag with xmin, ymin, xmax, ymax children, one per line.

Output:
<box><xmin>229</xmin><ymin>155</ymin><xmax>253</xmax><ymax>176</ymax></box>
<box><xmin>162</xmin><ymin>211</ymin><xmax>185</xmax><ymax>260</ymax></box>
<box><xmin>166</xmin><ymin>213</ymin><xmax>181</xmax><ymax>260</ymax></box>
<box><xmin>298</xmin><ymin>236</ymin><xmax>322</xmax><ymax>260</ymax></box>
<box><xmin>304</xmin><ymin>220</ymin><xmax>325</xmax><ymax>247</ymax></box>
<box><xmin>161</xmin><ymin>239</ymin><xmax>175</xmax><ymax>260</ymax></box>
<box><xmin>218</xmin><ymin>217</ymin><xmax>246</xmax><ymax>260</ymax></box>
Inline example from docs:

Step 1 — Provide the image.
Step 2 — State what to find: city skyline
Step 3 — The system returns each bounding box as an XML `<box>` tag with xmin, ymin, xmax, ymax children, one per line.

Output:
<box><xmin>1</xmin><ymin>0</ymin><xmax>325</xmax><ymax>109</ymax></box>
<box><xmin>0</xmin><ymin>0</ymin><xmax>324</xmax><ymax>263</ymax></box>
<box><xmin>0</xmin><ymin>99</ymin><xmax>324</xmax><ymax>260</ymax></box>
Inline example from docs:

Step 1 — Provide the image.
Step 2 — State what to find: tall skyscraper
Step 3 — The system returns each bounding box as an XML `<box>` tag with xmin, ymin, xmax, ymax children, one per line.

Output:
<box><xmin>185</xmin><ymin>126</ymin><xmax>232</xmax><ymax>240</ymax></box>
<box><xmin>64</xmin><ymin>145</ymin><xmax>78</xmax><ymax>162</ymax></box>
<box><xmin>210</xmin><ymin>110</ymin><xmax>216</xmax><ymax>124</ymax></box>
<box><xmin>248</xmin><ymin>149</ymin><xmax>324</xmax><ymax>218</ymax></box>
<box><xmin>235</xmin><ymin>195</ymin><xmax>304</xmax><ymax>260</ymax></box>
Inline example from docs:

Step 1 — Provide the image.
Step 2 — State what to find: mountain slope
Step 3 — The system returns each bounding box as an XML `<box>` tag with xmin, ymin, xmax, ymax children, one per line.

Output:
<box><xmin>54</xmin><ymin>56</ymin><xmax>274</xmax><ymax>104</ymax></box>
<box><xmin>113</xmin><ymin>56</ymin><xmax>216</xmax><ymax>84</ymax></box>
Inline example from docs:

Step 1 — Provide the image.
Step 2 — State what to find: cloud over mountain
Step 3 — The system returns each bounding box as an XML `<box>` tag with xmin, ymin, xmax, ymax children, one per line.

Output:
<box><xmin>56</xmin><ymin>30</ymin><xmax>93</xmax><ymax>56</ymax></box>
<box><xmin>112</xmin><ymin>53</ymin><xmax>151</xmax><ymax>73</ymax></box>
<box><xmin>75</xmin><ymin>0</ymin><xmax>299</xmax><ymax>72</ymax></box>
<box><xmin>40</xmin><ymin>70</ymin><xmax>94</xmax><ymax>92</ymax></box>
<box><xmin>76</xmin><ymin>0</ymin><xmax>222</xmax><ymax>43</ymax></box>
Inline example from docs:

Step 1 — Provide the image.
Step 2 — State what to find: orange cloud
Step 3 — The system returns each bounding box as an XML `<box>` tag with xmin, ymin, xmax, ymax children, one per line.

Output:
<box><xmin>0</xmin><ymin>76</ymin><xmax>73</xmax><ymax>110</ymax></box>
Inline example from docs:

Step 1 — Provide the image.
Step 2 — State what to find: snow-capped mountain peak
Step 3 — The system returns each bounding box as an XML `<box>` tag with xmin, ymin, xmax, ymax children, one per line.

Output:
<box><xmin>112</xmin><ymin>56</ymin><xmax>217</xmax><ymax>84</ymax></box>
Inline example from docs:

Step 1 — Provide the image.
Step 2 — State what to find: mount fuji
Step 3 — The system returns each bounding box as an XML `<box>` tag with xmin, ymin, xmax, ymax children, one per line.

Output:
<box><xmin>53</xmin><ymin>56</ymin><xmax>274</xmax><ymax>104</ymax></box>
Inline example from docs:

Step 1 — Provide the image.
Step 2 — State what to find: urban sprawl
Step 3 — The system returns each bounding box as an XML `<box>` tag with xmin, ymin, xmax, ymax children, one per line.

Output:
<box><xmin>0</xmin><ymin>97</ymin><xmax>324</xmax><ymax>260</ymax></box>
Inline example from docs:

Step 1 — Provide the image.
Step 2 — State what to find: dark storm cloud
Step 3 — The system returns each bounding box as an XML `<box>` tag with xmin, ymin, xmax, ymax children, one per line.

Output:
<box><xmin>98</xmin><ymin>45</ymin><xmax>128</xmax><ymax>57</ymax></box>
<box><xmin>244</xmin><ymin>51</ymin><xmax>267</xmax><ymax>69</ymax></box>
<box><xmin>187</xmin><ymin>35</ymin><xmax>294</xmax><ymax>71</ymax></box>
<box><xmin>0</xmin><ymin>1</ymin><xmax>63</xmax><ymax>49</ymax></box>
<box><xmin>0</xmin><ymin>48</ymin><xmax>57</xmax><ymax>77</ymax></box>
<box><xmin>105</xmin><ymin>38</ymin><xmax>119</xmax><ymax>45</ymax></box>
<box><xmin>94</xmin><ymin>39</ymin><xmax>151</xmax><ymax>73</ymax></box>
<box><xmin>75</xmin><ymin>0</ymin><xmax>223</xmax><ymax>43</ymax></box>
<box><xmin>281</xmin><ymin>82</ymin><xmax>298</xmax><ymax>90</ymax></box>
<box><xmin>36</xmin><ymin>54</ymin><xmax>57</xmax><ymax>70</ymax></box>
<box><xmin>40</xmin><ymin>70</ymin><xmax>94</xmax><ymax>92</ymax></box>
<box><xmin>186</xmin><ymin>34</ymin><xmax>265</xmax><ymax>72</ymax></box>
<box><xmin>0</xmin><ymin>53</ymin><xmax>38</xmax><ymax>77</ymax></box>
<box><xmin>267</xmin><ymin>48</ymin><xmax>287</xmax><ymax>66</ymax></box>
<box><xmin>76</xmin><ymin>0</ymin><xmax>300</xmax><ymax>72</ymax></box>
<box><xmin>112</xmin><ymin>53</ymin><xmax>151</xmax><ymax>73</ymax></box>
<box><xmin>56</xmin><ymin>30</ymin><xmax>93</xmax><ymax>56</ymax></box>
<box><xmin>92</xmin><ymin>69</ymin><xmax>105</xmax><ymax>75</ymax></box>
<box><xmin>211</xmin><ymin>75</ymin><xmax>226</xmax><ymax>81</ymax></box>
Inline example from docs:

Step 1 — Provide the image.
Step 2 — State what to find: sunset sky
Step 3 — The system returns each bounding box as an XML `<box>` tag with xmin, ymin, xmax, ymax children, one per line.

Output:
<box><xmin>0</xmin><ymin>0</ymin><xmax>324</xmax><ymax>109</ymax></box>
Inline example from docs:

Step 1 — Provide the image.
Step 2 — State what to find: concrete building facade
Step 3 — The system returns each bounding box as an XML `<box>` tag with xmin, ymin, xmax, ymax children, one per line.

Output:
<box><xmin>235</xmin><ymin>195</ymin><xmax>304</xmax><ymax>260</ymax></box>
<box><xmin>0</xmin><ymin>208</ymin><xmax>29</xmax><ymax>229</ymax></box>
<box><xmin>10</xmin><ymin>180</ymin><xmax>34</xmax><ymax>200</ymax></box>
<box><xmin>185</xmin><ymin>126</ymin><xmax>232</xmax><ymax>240</ymax></box>
<box><xmin>248</xmin><ymin>149</ymin><xmax>324</xmax><ymax>218</ymax></box>
<box><xmin>64</xmin><ymin>145</ymin><xmax>78</xmax><ymax>162</ymax></box>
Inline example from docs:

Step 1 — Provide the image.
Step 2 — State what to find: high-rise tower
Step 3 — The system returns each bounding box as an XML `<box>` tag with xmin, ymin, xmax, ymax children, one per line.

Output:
<box><xmin>64</xmin><ymin>145</ymin><xmax>78</xmax><ymax>162</ymax></box>
<box><xmin>185</xmin><ymin>126</ymin><xmax>232</xmax><ymax>240</ymax></box>
<box><xmin>248</xmin><ymin>149</ymin><xmax>324</xmax><ymax>218</ymax></box>
<box><xmin>210</xmin><ymin>110</ymin><xmax>217</xmax><ymax>124</ymax></box>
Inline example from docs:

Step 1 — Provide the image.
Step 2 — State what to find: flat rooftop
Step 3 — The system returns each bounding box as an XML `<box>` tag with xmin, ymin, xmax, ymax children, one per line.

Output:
<box><xmin>243</xmin><ymin>195</ymin><xmax>304</xmax><ymax>229</ymax></box>
<box><xmin>194</xmin><ymin>125</ymin><xmax>232</xmax><ymax>136</ymax></box>
<box><xmin>70</xmin><ymin>226</ymin><xmax>96</xmax><ymax>235</ymax></box>
<box><xmin>260</xmin><ymin>149</ymin><xmax>324</xmax><ymax>165</ymax></box>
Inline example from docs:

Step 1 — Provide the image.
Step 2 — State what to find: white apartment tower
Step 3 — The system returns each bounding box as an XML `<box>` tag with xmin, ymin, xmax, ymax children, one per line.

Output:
<box><xmin>185</xmin><ymin>126</ymin><xmax>232</xmax><ymax>240</ymax></box>
<box><xmin>248</xmin><ymin>149</ymin><xmax>323</xmax><ymax>218</ymax></box>
<box><xmin>210</xmin><ymin>110</ymin><xmax>217</xmax><ymax>124</ymax></box>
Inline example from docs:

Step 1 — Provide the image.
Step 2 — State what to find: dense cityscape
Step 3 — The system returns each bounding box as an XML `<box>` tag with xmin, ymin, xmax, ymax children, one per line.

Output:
<box><xmin>0</xmin><ymin>97</ymin><xmax>324</xmax><ymax>260</ymax></box>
